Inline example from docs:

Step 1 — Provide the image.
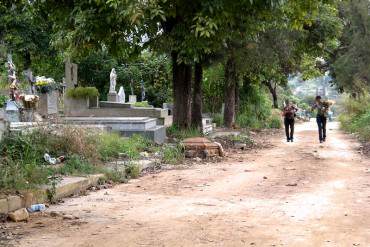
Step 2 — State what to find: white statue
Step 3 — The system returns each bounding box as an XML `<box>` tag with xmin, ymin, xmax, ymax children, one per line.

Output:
<box><xmin>118</xmin><ymin>86</ymin><xmax>125</xmax><ymax>103</ymax></box>
<box><xmin>109</xmin><ymin>68</ymin><xmax>117</xmax><ymax>93</ymax></box>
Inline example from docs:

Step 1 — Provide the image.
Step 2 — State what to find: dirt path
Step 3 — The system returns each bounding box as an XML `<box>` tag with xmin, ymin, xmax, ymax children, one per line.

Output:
<box><xmin>8</xmin><ymin>121</ymin><xmax>370</xmax><ymax>246</ymax></box>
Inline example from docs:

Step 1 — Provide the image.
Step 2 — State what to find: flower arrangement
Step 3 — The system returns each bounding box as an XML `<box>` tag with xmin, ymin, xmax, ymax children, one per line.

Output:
<box><xmin>35</xmin><ymin>77</ymin><xmax>60</xmax><ymax>94</ymax></box>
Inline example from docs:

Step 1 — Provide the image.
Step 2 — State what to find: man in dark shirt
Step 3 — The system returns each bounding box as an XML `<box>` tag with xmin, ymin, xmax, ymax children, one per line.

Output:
<box><xmin>283</xmin><ymin>99</ymin><xmax>298</xmax><ymax>142</ymax></box>
<box><xmin>312</xmin><ymin>95</ymin><xmax>328</xmax><ymax>143</ymax></box>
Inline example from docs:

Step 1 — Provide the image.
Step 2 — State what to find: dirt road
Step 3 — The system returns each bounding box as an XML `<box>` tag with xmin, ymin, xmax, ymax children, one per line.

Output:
<box><xmin>10</xmin><ymin>121</ymin><xmax>370</xmax><ymax>246</ymax></box>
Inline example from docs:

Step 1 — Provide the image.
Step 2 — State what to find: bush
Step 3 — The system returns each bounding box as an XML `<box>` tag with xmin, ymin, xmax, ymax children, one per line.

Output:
<box><xmin>0</xmin><ymin>128</ymin><xmax>152</xmax><ymax>191</ymax></box>
<box><xmin>212</xmin><ymin>113</ymin><xmax>223</xmax><ymax>127</ymax></box>
<box><xmin>339</xmin><ymin>95</ymin><xmax>370</xmax><ymax>142</ymax></box>
<box><xmin>0</xmin><ymin>95</ymin><xmax>8</xmax><ymax>108</ymax></box>
<box><xmin>66</xmin><ymin>87</ymin><xmax>99</xmax><ymax>99</ymax></box>
<box><xmin>125</xmin><ymin>163</ymin><xmax>141</xmax><ymax>179</ymax></box>
<box><xmin>162</xmin><ymin>144</ymin><xmax>184</xmax><ymax>164</ymax></box>
<box><xmin>268</xmin><ymin>109</ymin><xmax>282</xmax><ymax>129</ymax></box>
<box><xmin>237</xmin><ymin>83</ymin><xmax>272</xmax><ymax>129</ymax></box>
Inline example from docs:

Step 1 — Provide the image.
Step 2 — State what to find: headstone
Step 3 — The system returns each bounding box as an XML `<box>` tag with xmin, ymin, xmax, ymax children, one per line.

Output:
<box><xmin>65</xmin><ymin>60</ymin><xmax>78</xmax><ymax>89</ymax></box>
<box><xmin>118</xmin><ymin>86</ymin><xmax>125</xmax><ymax>103</ymax></box>
<box><xmin>38</xmin><ymin>90</ymin><xmax>59</xmax><ymax>116</ymax></box>
<box><xmin>5</xmin><ymin>101</ymin><xmax>20</xmax><ymax>122</ymax></box>
<box><xmin>140</xmin><ymin>80</ymin><xmax>145</xmax><ymax>101</ymax></box>
<box><xmin>129</xmin><ymin>95</ymin><xmax>137</xmax><ymax>103</ymax></box>
<box><xmin>72</xmin><ymin>63</ymin><xmax>78</xmax><ymax>87</ymax></box>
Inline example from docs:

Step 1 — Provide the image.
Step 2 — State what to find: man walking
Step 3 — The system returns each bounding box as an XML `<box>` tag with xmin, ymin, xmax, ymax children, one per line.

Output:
<box><xmin>283</xmin><ymin>99</ymin><xmax>298</xmax><ymax>142</ymax></box>
<box><xmin>312</xmin><ymin>95</ymin><xmax>328</xmax><ymax>143</ymax></box>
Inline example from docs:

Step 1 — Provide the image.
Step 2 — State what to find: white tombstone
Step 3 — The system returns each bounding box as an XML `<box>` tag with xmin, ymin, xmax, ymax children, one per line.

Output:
<box><xmin>129</xmin><ymin>95</ymin><xmax>137</xmax><ymax>103</ymax></box>
<box><xmin>118</xmin><ymin>86</ymin><xmax>125</xmax><ymax>103</ymax></box>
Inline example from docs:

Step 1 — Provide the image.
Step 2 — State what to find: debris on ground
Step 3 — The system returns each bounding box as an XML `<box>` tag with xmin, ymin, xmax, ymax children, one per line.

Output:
<box><xmin>183</xmin><ymin>137</ymin><xmax>224</xmax><ymax>158</ymax></box>
<box><xmin>8</xmin><ymin>208</ymin><xmax>29</xmax><ymax>222</ymax></box>
<box><xmin>27</xmin><ymin>204</ymin><xmax>46</xmax><ymax>213</ymax></box>
<box><xmin>44</xmin><ymin>153</ymin><xmax>65</xmax><ymax>165</ymax></box>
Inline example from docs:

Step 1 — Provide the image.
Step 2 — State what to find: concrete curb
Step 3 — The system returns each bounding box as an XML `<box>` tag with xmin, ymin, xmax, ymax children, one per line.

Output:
<box><xmin>0</xmin><ymin>174</ymin><xmax>105</xmax><ymax>214</ymax></box>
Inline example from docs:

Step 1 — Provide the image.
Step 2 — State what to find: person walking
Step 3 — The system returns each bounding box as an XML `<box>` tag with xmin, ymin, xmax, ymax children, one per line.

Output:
<box><xmin>283</xmin><ymin>99</ymin><xmax>298</xmax><ymax>142</ymax></box>
<box><xmin>312</xmin><ymin>95</ymin><xmax>328</xmax><ymax>143</ymax></box>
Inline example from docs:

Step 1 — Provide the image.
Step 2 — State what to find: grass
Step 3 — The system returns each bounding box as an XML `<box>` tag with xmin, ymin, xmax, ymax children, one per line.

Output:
<box><xmin>133</xmin><ymin>101</ymin><xmax>150</xmax><ymax>107</ymax></box>
<box><xmin>166</xmin><ymin>125</ymin><xmax>203</xmax><ymax>140</ymax></box>
<box><xmin>228</xmin><ymin>134</ymin><xmax>254</xmax><ymax>145</ymax></box>
<box><xmin>0</xmin><ymin>128</ymin><xmax>153</xmax><ymax>192</ymax></box>
<box><xmin>161</xmin><ymin>144</ymin><xmax>184</xmax><ymax>164</ymax></box>
<box><xmin>66</xmin><ymin>87</ymin><xmax>99</xmax><ymax>99</ymax></box>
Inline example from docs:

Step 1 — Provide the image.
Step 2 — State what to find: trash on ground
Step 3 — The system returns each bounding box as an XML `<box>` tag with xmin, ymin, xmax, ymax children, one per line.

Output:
<box><xmin>27</xmin><ymin>204</ymin><xmax>46</xmax><ymax>213</ymax></box>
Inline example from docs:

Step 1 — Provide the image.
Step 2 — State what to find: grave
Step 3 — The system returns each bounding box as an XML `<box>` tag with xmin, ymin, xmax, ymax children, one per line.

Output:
<box><xmin>63</xmin><ymin>117</ymin><xmax>166</xmax><ymax>144</ymax></box>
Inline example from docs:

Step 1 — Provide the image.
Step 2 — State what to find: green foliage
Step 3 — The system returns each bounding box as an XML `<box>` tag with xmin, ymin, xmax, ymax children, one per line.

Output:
<box><xmin>125</xmin><ymin>163</ymin><xmax>141</xmax><ymax>179</ymax></box>
<box><xmin>268</xmin><ymin>109</ymin><xmax>283</xmax><ymax>129</ymax></box>
<box><xmin>330</xmin><ymin>0</ymin><xmax>370</xmax><ymax>93</ymax></box>
<box><xmin>58</xmin><ymin>155</ymin><xmax>101</xmax><ymax>176</ymax></box>
<box><xmin>166</xmin><ymin>125</ymin><xmax>203</xmax><ymax>140</ymax></box>
<box><xmin>237</xmin><ymin>83</ymin><xmax>272</xmax><ymax>129</ymax></box>
<box><xmin>203</xmin><ymin>64</ymin><xmax>225</xmax><ymax>113</ymax></box>
<box><xmin>339</xmin><ymin>95</ymin><xmax>370</xmax><ymax>141</ymax></box>
<box><xmin>0</xmin><ymin>95</ymin><xmax>8</xmax><ymax>108</ymax></box>
<box><xmin>228</xmin><ymin>134</ymin><xmax>254</xmax><ymax>145</ymax></box>
<box><xmin>212</xmin><ymin>113</ymin><xmax>223</xmax><ymax>127</ymax></box>
<box><xmin>162</xmin><ymin>144</ymin><xmax>184</xmax><ymax>164</ymax></box>
<box><xmin>0</xmin><ymin>128</ymin><xmax>152</xmax><ymax>191</ymax></box>
<box><xmin>133</xmin><ymin>101</ymin><xmax>150</xmax><ymax>107</ymax></box>
<box><xmin>66</xmin><ymin>87</ymin><xmax>99</xmax><ymax>99</ymax></box>
<box><xmin>97</xmin><ymin>133</ymin><xmax>151</xmax><ymax>161</ymax></box>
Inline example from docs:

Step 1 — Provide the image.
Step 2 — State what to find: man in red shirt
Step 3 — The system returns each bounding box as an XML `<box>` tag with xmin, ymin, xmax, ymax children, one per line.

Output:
<box><xmin>283</xmin><ymin>99</ymin><xmax>298</xmax><ymax>142</ymax></box>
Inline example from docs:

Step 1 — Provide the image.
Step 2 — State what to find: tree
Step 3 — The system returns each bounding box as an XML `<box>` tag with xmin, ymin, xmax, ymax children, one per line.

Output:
<box><xmin>330</xmin><ymin>0</ymin><xmax>370</xmax><ymax>94</ymax></box>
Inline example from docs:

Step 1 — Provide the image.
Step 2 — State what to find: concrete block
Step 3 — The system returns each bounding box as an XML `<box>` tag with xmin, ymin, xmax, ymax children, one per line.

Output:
<box><xmin>54</xmin><ymin>177</ymin><xmax>89</xmax><ymax>200</ymax></box>
<box><xmin>8</xmin><ymin>208</ymin><xmax>29</xmax><ymax>222</ymax></box>
<box><xmin>0</xmin><ymin>198</ymin><xmax>9</xmax><ymax>214</ymax></box>
<box><xmin>7</xmin><ymin>195</ymin><xmax>23</xmax><ymax>212</ymax></box>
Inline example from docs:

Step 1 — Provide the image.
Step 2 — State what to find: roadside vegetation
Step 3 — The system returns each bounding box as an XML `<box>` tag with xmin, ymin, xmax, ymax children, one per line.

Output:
<box><xmin>0</xmin><ymin>128</ymin><xmax>151</xmax><ymax>191</ymax></box>
<box><xmin>338</xmin><ymin>96</ymin><xmax>370</xmax><ymax>142</ymax></box>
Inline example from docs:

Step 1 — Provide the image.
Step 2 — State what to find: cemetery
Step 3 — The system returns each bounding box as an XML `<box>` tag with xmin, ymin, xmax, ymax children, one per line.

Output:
<box><xmin>0</xmin><ymin>54</ymin><xmax>219</xmax><ymax>217</ymax></box>
<box><xmin>2</xmin><ymin>1</ymin><xmax>370</xmax><ymax>246</ymax></box>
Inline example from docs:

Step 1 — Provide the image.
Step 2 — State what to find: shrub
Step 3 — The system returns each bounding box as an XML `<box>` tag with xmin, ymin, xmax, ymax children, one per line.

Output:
<box><xmin>66</xmin><ymin>87</ymin><xmax>99</xmax><ymax>99</ymax></box>
<box><xmin>339</xmin><ymin>95</ymin><xmax>370</xmax><ymax>142</ymax></box>
<box><xmin>162</xmin><ymin>144</ymin><xmax>184</xmax><ymax>164</ymax></box>
<box><xmin>97</xmin><ymin>133</ymin><xmax>151</xmax><ymax>161</ymax></box>
<box><xmin>125</xmin><ymin>163</ymin><xmax>141</xmax><ymax>179</ymax></box>
<box><xmin>0</xmin><ymin>95</ymin><xmax>8</xmax><ymax>108</ymax></box>
<box><xmin>268</xmin><ymin>109</ymin><xmax>282</xmax><ymax>129</ymax></box>
<box><xmin>212</xmin><ymin>113</ymin><xmax>223</xmax><ymax>127</ymax></box>
<box><xmin>0</xmin><ymin>128</ymin><xmax>152</xmax><ymax>191</ymax></box>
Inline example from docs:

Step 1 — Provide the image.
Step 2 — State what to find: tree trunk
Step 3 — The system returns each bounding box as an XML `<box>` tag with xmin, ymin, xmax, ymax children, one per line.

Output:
<box><xmin>235</xmin><ymin>81</ymin><xmax>240</xmax><ymax>115</ymax></box>
<box><xmin>191</xmin><ymin>62</ymin><xmax>203</xmax><ymax>130</ymax></box>
<box><xmin>172</xmin><ymin>52</ymin><xmax>192</xmax><ymax>129</ymax></box>
<box><xmin>223</xmin><ymin>54</ymin><xmax>237</xmax><ymax>128</ymax></box>
<box><xmin>264</xmin><ymin>80</ymin><xmax>278</xmax><ymax>108</ymax></box>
